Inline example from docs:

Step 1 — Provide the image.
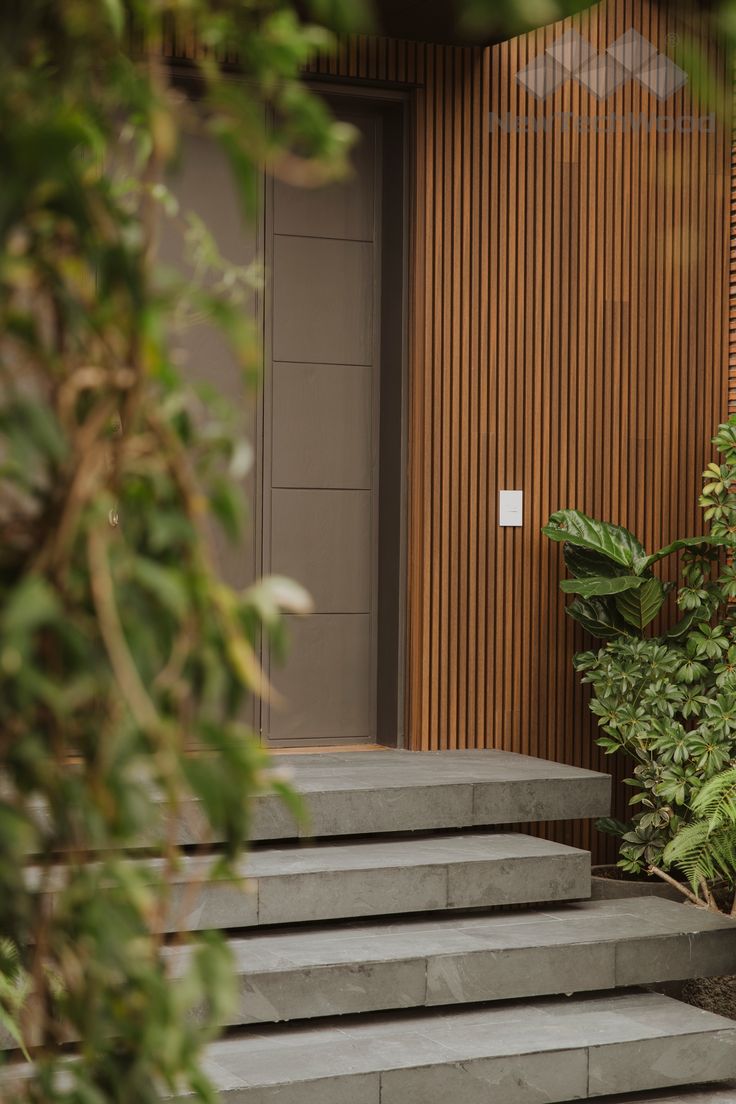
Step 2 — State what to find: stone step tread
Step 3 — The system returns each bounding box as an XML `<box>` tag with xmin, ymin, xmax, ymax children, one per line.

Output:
<box><xmin>158</xmin><ymin>832</ymin><xmax>592</xmax><ymax>931</ymax></box>
<box><xmin>182</xmin><ymin>991</ymin><xmax>736</xmax><ymax>1103</ymax></box>
<box><xmin>173</xmin><ymin>749</ymin><xmax>612</xmax><ymax>842</ymax></box>
<box><xmin>36</xmin><ymin>832</ymin><xmax>590</xmax><ymax>932</ymax></box>
<box><xmin>163</xmin><ymin>897</ymin><xmax>736</xmax><ymax>1026</ymax></box>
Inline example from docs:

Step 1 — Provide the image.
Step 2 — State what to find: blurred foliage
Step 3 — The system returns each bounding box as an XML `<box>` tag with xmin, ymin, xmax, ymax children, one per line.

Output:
<box><xmin>0</xmin><ymin>0</ymin><xmax>366</xmax><ymax>1099</ymax></box>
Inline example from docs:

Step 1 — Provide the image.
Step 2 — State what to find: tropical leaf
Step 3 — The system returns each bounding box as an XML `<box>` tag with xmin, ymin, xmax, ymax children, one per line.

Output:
<box><xmin>596</xmin><ymin>817</ymin><xmax>628</xmax><ymax>838</ymax></box>
<box><xmin>665</xmin><ymin>608</ymin><xmax>700</xmax><ymax>641</ymax></box>
<box><xmin>614</xmin><ymin>576</ymin><xmax>666</xmax><ymax>631</ymax></box>
<box><xmin>560</xmin><ymin>575</ymin><xmax>645</xmax><ymax>598</ymax></box>
<box><xmin>566</xmin><ymin>596</ymin><xmax>631</xmax><ymax>640</ymax></box>
<box><xmin>543</xmin><ymin>510</ymin><xmax>647</xmax><ymax>571</ymax></box>
<box><xmin>641</xmin><ymin>535</ymin><xmax>720</xmax><ymax>570</ymax></box>
<box><xmin>563</xmin><ymin>543</ymin><xmax>631</xmax><ymax>580</ymax></box>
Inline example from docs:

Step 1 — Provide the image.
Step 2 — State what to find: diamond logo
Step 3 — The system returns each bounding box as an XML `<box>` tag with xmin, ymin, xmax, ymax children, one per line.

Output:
<box><xmin>636</xmin><ymin>55</ymin><xmax>688</xmax><ymax>100</ymax></box>
<box><xmin>576</xmin><ymin>54</ymin><xmax>628</xmax><ymax>100</ymax></box>
<box><xmin>606</xmin><ymin>28</ymin><xmax>657</xmax><ymax>73</ymax></box>
<box><xmin>516</xmin><ymin>27</ymin><xmax>688</xmax><ymax>102</ymax></box>
<box><xmin>545</xmin><ymin>28</ymin><xmax>596</xmax><ymax>74</ymax></box>
<box><xmin>516</xmin><ymin>56</ymin><xmax>567</xmax><ymax>101</ymax></box>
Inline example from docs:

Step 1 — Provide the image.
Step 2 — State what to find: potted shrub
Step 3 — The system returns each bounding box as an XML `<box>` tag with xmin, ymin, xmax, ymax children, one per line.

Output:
<box><xmin>544</xmin><ymin>417</ymin><xmax>736</xmax><ymax>898</ymax></box>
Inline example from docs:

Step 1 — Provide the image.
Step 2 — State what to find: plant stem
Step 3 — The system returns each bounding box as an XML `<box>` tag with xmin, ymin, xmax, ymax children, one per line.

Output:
<box><xmin>648</xmin><ymin>865</ymin><xmax>716</xmax><ymax>910</ymax></box>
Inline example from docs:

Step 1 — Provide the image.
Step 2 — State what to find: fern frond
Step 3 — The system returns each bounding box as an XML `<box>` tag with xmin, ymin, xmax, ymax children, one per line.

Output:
<box><xmin>691</xmin><ymin>768</ymin><xmax>736</xmax><ymax>829</ymax></box>
<box><xmin>665</xmin><ymin>818</ymin><xmax>736</xmax><ymax>890</ymax></box>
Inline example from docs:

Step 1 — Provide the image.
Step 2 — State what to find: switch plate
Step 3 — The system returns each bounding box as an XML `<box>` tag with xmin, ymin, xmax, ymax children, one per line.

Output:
<box><xmin>499</xmin><ymin>490</ymin><xmax>523</xmax><ymax>527</ymax></box>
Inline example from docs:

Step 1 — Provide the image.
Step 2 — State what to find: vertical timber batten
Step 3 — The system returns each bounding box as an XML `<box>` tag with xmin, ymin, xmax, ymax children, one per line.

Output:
<box><xmin>163</xmin><ymin>1</ymin><xmax>730</xmax><ymax>858</ymax></box>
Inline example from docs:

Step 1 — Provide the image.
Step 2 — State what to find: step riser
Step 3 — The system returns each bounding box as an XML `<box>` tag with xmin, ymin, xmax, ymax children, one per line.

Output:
<box><xmin>164</xmin><ymin>898</ymin><xmax>736</xmax><ymax>1029</ymax></box>
<box><xmin>592</xmin><ymin>1085</ymin><xmax>736</xmax><ymax>1102</ymax></box>
<box><xmin>251</xmin><ymin>775</ymin><xmax>610</xmax><ymax>843</ymax></box>
<box><xmin>29</xmin><ymin>752</ymin><xmax>610</xmax><ymax>852</ymax></box>
<box><xmin>378</xmin><ymin>1032</ymin><xmax>736</xmax><ymax>1104</ymax></box>
<box><xmin>188</xmin><ymin>994</ymin><xmax>736</xmax><ymax>1104</ymax></box>
<box><xmin>168</xmin><ymin>751</ymin><xmax>611</xmax><ymax>845</ymax></box>
<box><xmin>213</xmin><ymin>930</ymin><xmax>736</xmax><ymax>1027</ymax></box>
<box><xmin>165</xmin><ymin>851</ymin><xmax>590</xmax><ymax>932</ymax></box>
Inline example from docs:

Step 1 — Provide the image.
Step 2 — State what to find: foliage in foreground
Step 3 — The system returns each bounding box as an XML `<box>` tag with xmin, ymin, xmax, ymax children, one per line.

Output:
<box><xmin>545</xmin><ymin>420</ymin><xmax>736</xmax><ymax>891</ymax></box>
<box><xmin>0</xmin><ymin>1</ymin><xmax>368</xmax><ymax>1099</ymax></box>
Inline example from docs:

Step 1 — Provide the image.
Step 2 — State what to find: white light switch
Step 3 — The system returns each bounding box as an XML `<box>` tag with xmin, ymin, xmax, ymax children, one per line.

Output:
<box><xmin>499</xmin><ymin>490</ymin><xmax>523</xmax><ymax>527</ymax></box>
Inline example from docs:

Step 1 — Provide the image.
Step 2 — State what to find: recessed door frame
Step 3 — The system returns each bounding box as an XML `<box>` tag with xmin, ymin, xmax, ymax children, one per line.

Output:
<box><xmin>258</xmin><ymin>81</ymin><xmax>410</xmax><ymax>749</ymax></box>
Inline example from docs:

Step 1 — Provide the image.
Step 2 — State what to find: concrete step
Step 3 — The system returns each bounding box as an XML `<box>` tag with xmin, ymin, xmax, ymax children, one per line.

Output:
<box><xmin>164</xmin><ymin>897</ymin><xmax>736</xmax><ymax>1026</ymax></box>
<box><xmin>587</xmin><ymin>1086</ymin><xmax>736</xmax><ymax>1102</ymax></box>
<box><xmin>158</xmin><ymin>831</ymin><xmax>590</xmax><ymax>932</ymax></box>
<box><xmin>184</xmin><ymin>991</ymin><xmax>736</xmax><ymax>1104</ymax></box>
<box><xmin>171</xmin><ymin>750</ymin><xmax>611</xmax><ymax>844</ymax></box>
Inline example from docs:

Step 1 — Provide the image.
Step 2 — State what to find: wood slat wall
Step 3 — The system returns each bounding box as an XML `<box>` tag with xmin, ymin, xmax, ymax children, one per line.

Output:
<box><xmin>163</xmin><ymin>2</ymin><xmax>731</xmax><ymax>858</ymax></box>
<box><xmin>306</xmin><ymin>1</ymin><xmax>731</xmax><ymax>855</ymax></box>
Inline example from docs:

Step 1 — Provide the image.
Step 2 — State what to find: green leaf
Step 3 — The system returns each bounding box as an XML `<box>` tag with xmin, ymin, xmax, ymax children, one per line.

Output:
<box><xmin>543</xmin><ymin>510</ymin><xmax>647</xmax><ymax>571</ymax></box>
<box><xmin>596</xmin><ymin>817</ymin><xmax>628</xmax><ymax>838</ymax></box>
<box><xmin>642</xmin><ymin>535</ymin><xmax>720</xmax><ymax>570</ymax></box>
<box><xmin>665</xmin><ymin>609</ymin><xmax>700</xmax><ymax>641</ymax></box>
<box><xmin>1</xmin><ymin>575</ymin><xmax>60</xmax><ymax>635</ymax></box>
<box><xmin>614</xmin><ymin>577</ymin><xmax>666</xmax><ymax>632</ymax></box>
<box><xmin>560</xmin><ymin>575</ymin><xmax>646</xmax><ymax>598</ymax></box>
<box><xmin>101</xmin><ymin>0</ymin><xmax>124</xmax><ymax>36</ymax></box>
<box><xmin>130</xmin><ymin>558</ymin><xmax>189</xmax><ymax>620</ymax></box>
<box><xmin>566</xmin><ymin>596</ymin><xmax>630</xmax><ymax>640</ymax></box>
<box><xmin>563</xmin><ymin>543</ymin><xmax>630</xmax><ymax>580</ymax></box>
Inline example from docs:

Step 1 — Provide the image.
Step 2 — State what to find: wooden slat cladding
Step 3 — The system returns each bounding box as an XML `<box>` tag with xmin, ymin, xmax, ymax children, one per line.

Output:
<box><xmin>306</xmin><ymin>3</ymin><xmax>730</xmax><ymax>857</ymax></box>
<box><xmin>162</xmin><ymin>3</ymin><xmax>730</xmax><ymax>859</ymax></box>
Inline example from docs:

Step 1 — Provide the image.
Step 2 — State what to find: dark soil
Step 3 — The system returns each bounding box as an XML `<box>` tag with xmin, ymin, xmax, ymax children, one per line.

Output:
<box><xmin>594</xmin><ymin>863</ymin><xmax>688</xmax><ymax>887</ymax></box>
<box><xmin>683</xmin><ymin>976</ymin><xmax>736</xmax><ymax>1021</ymax></box>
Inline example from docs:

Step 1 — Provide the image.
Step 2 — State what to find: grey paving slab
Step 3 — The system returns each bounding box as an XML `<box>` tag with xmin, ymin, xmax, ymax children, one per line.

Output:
<box><xmin>168</xmin><ymin>749</ymin><xmax>612</xmax><ymax>843</ymax></box>
<box><xmin>152</xmin><ymin>831</ymin><xmax>590</xmax><ymax>931</ymax></box>
<box><xmin>35</xmin><ymin>831</ymin><xmax>590</xmax><ymax>933</ymax></box>
<box><xmin>172</xmin><ymin>991</ymin><xmax>736</xmax><ymax>1103</ymax></box>
<box><xmin>160</xmin><ymin>898</ymin><xmax>736</xmax><ymax>1028</ymax></box>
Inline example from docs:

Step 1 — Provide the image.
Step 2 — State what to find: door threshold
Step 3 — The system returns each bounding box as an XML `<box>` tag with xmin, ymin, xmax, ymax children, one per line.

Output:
<box><xmin>270</xmin><ymin>744</ymin><xmax>389</xmax><ymax>755</ymax></box>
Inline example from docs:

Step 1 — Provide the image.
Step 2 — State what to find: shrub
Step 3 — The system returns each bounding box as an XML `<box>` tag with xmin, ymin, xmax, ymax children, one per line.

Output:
<box><xmin>544</xmin><ymin>418</ymin><xmax>736</xmax><ymax>877</ymax></box>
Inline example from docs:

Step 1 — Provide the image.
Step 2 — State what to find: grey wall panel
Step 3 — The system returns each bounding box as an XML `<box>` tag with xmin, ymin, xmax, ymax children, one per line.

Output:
<box><xmin>272</xmin><ymin>236</ymin><xmax>373</xmax><ymax>365</ymax></box>
<box><xmin>160</xmin><ymin>130</ymin><xmax>260</xmax><ymax>592</ymax></box>
<box><xmin>268</xmin><ymin>615</ymin><xmax>373</xmax><ymax>742</ymax></box>
<box><xmin>274</xmin><ymin>116</ymin><xmax>375</xmax><ymax>241</ymax></box>
<box><xmin>272</xmin><ymin>362</ymin><xmax>372</xmax><ymax>489</ymax></box>
<box><xmin>262</xmin><ymin>100</ymin><xmax>382</xmax><ymax>746</ymax></box>
<box><xmin>270</xmin><ymin>488</ymin><xmax>372</xmax><ymax>613</ymax></box>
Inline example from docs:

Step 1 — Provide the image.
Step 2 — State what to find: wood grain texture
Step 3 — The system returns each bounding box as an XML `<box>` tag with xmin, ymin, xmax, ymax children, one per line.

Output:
<box><xmin>162</xmin><ymin>1</ymin><xmax>730</xmax><ymax>859</ymax></box>
<box><xmin>306</xmin><ymin>4</ymin><xmax>730</xmax><ymax>858</ymax></box>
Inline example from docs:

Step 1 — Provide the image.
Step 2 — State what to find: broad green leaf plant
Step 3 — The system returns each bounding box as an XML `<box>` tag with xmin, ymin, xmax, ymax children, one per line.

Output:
<box><xmin>545</xmin><ymin>419</ymin><xmax>736</xmax><ymax>889</ymax></box>
<box><xmin>0</xmin><ymin>1</ymin><xmax>366</xmax><ymax>1100</ymax></box>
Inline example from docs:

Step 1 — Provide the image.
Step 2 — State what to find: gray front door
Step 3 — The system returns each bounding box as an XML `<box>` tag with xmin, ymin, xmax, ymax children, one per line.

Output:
<box><xmin>261</xmin><ymin>107</ymin><xmax>382</xmax><ymax>746</ymax></box>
